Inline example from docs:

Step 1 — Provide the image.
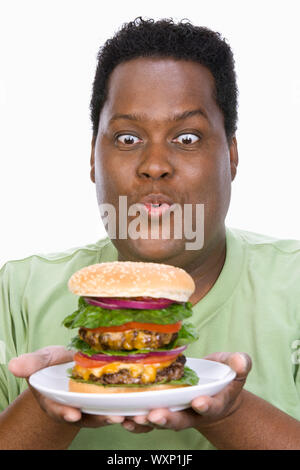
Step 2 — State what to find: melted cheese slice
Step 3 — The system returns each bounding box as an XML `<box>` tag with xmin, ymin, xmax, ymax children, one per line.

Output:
<box><xmin>74</xmin><ymin>359</ymin><xmax>174</xmax><ymax>384</ymax></box>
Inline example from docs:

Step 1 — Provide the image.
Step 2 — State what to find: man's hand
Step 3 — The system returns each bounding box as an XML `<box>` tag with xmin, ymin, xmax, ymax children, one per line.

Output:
<box><xmin>8</xmin><ymin>348</ymin><xmax>251</xmax><ymax>434</ymax></box>
<box><xmin>8</xmin><ymin>345</ymin><xmax>150</xmax><ymax>430</ymax></box>
<box><xmin>122</xmin><ymin>352</ymin><xmax>252</xmax><ymax>433</ymax></box>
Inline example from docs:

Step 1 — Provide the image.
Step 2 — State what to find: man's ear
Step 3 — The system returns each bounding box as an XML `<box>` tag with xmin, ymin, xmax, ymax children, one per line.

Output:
<box><xmin>229</xmin><ymin>136</ymin><xmax>239</xmax><ymax>182</ymax></box>
<box><xmin>90</xmin><ymin>135</ymin><xmax>96</xmax><ymax>183</ymax></box>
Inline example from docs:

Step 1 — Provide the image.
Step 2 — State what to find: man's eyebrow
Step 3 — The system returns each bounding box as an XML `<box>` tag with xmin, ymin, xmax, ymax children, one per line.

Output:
<box><xmin>109</xmin><ymin>108</ymin><xmax>210</xmax><ymax>124</ymax></box>
<box><xmin>171</xmin><ymin>108</ymin><xmax>210</xmax><ymax>123</ymax></box>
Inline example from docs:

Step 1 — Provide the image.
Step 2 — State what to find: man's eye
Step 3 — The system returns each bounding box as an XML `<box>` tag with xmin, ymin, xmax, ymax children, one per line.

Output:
<box><xmin>173</xmin><ymin>133</ymin><xmax>200</xmax><ymax>145</ymax></box>
<box><xmin>116</xmin><ymin>134</ymin><xmax>142</xmax><ymax>145</ymax></box>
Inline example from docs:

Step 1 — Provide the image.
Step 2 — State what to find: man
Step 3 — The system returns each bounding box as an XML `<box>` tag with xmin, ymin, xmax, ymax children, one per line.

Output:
<box><xmin>1</xmin><ymin>17</ymin><xmax>300</xmax><ymax>450</ymax></box>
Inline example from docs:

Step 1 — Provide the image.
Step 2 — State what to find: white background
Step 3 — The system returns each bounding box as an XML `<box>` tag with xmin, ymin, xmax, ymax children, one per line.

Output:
<box><xmin>1</xmin><ymin>0</ymin><xmax>300</xmax><ymax>267</ymax></box>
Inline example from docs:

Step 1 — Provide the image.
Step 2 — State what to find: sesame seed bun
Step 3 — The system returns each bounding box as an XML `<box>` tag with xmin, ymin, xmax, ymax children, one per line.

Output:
<box><xmin>68</xmin><ymin>378</ymin><xmax>188</xmax><ymax>394</ymax></box>
<box><xmin>68</xmin><ymin>261</ymin><xmax>195</xmax><ymax>302</ymax></box>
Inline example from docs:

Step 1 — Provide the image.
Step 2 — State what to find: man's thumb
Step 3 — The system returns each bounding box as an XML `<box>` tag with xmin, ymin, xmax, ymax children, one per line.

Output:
<box><xmin>8</xmin><ymin>346</ymin><xmax>74</xmax><ymax>378</ymax></box>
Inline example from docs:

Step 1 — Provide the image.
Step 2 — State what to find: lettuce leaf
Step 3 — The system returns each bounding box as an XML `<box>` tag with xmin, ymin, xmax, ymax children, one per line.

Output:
<box><xmin>63</xmin><ymin>297</ymin><xmax>194</xmax><ymax>329</ymax></box>
<box><xmin>68</xmin><ymin>365</ymin><xmax>199</xmax><ymax>387</ymax></box>
<box><xmin>67</xmin><ymin>322</ymin><xmax>199</xmax><ymax>357</ymax></box>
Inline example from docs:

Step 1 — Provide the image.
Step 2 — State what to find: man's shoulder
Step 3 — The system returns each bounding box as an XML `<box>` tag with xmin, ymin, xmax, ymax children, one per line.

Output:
<box><xmin>0</xmin><ymin>237</ymin><xmax>117</xmax><ymax>287</ymax></box>
<box><xmin>229</xmin><ymin>227</ymin><xmax>300</xmax><ymax>284</ymax></box>
<box><xmin>230</xmin><ymin>227</ymin><xmax>300</xmax><ymax>254</ymax></box>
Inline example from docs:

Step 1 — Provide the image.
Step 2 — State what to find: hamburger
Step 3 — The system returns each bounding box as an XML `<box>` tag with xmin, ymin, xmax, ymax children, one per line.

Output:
<box><xmin>63</xmin><ymin>261</ymin><xmax>199</xmax><ymax>393</ymax></box>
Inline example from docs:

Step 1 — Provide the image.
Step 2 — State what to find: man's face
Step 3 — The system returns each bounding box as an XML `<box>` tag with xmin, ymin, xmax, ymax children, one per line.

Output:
<box><xmin>90</xmin><ymin>57</ymin><xmax>238</xmax><ymax>264</ymax></box>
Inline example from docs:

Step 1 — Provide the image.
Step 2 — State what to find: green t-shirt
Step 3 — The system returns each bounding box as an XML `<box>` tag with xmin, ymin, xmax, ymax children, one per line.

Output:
<box><xmin>0</xmin><ymin>227</ymin><xmax>300</xmax><ymax>450</ymax></box>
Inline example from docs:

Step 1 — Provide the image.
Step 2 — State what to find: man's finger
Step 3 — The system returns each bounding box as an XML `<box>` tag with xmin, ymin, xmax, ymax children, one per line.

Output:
<box><xmin>122</xmin><ymin>419</ymin><xmax>154</xmax><ymax>433</ymax></box>
<box><xmin>39</xmin><ymin>395</ymin><xmax>82</xmax><ymax>424</ymax></box>
<box><xmin>146</xmin><ymin>408</ymin><xmax>199</xmax><ymax>431</ymax></box>
<box><xmin>191</xmin><ymin>394</ymin><xmax>225</xmax><ymax>417</ymax></box>
<box><xmin>203</xmin><ymin>351</ymin><xmax>252</xmax><ymax>379</ymax></box>
<box><xmin>76</xmin><ymin>414</ymin><xmax>125</xmax><ymax>429</ymax></box>
<box><xmin>190</xmin><ymin>352</ymin><xmax>252</xmax><ymax>418</ymax></box>
<box><xmin>8</xmin><ymin>346</ymin><xmax>74</xmax><ymax>378</ymax></box>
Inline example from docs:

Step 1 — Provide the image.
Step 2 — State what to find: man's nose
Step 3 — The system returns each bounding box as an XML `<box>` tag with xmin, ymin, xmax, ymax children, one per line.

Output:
<box><xmin>136</xmin><ymin>142</ymin><xmax>174</xmax><ymax>180</ymax></box>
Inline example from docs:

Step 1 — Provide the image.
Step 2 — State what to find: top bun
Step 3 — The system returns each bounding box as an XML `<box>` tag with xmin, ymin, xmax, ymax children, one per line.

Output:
<box><xmin>68</xmin><ymin>261</ymin><xmax>195</xmax><ymax>302</ymax></box>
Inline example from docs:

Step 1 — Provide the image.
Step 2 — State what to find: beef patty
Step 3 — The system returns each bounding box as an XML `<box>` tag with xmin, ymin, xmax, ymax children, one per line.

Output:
<box><xmin>79</xmin><ymin>327</ymin><xmax>178</xmax><ymax>351</ymax></box>
<box><xmin>72</xmin><ymin>354</ymin><xmax>186</xmax><ymax>385</ymax></box>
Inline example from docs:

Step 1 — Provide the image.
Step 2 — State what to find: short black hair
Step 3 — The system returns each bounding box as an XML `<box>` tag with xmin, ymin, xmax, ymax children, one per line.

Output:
<box><xmin>90</xmin><ymin>17</ymin><xmax>238</xmax><ymax>142</ymax></box>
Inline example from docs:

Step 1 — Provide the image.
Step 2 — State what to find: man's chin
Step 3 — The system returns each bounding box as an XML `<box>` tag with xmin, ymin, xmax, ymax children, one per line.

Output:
<box><xmin>117</xmin><ymin>237</ymin><xmax>185</xmax><ymax>263</ymax></box>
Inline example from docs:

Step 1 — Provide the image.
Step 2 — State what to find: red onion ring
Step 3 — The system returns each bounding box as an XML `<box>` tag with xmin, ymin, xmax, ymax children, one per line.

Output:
<box><xmin>83</xmin><ymin>296</ymin><xmax>178</xmax><ymax>310</ymax></box>
<box><xmin>79</xmin><ymin>345</ymin><xmax>187</xmax><ymax>363</ymax></box>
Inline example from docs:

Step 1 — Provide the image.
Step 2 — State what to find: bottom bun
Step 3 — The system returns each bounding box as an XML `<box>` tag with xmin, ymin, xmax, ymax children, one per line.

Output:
<box><xmin>69</xmin><ymin>378</ymin><xmax>188</xmax><ymax>394</ymax></box>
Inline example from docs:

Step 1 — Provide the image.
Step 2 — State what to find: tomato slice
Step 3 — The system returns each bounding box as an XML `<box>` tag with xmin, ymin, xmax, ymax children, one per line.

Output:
<box><xmin>74</xmin><ymin>352</ymin><xmax>107</xmax><ymax>368</ymax></box>
<box><xmin>83</xmin><ymin>321</ymin><xmax>182</xmax><ymax>334</ymax></box>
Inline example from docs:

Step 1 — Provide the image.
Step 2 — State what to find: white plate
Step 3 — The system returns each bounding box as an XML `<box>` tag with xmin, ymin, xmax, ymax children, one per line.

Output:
<box><xmin>29</xmin><ymin>358</ymin><xmax>236</xmax><ymax>416</ymax></box>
